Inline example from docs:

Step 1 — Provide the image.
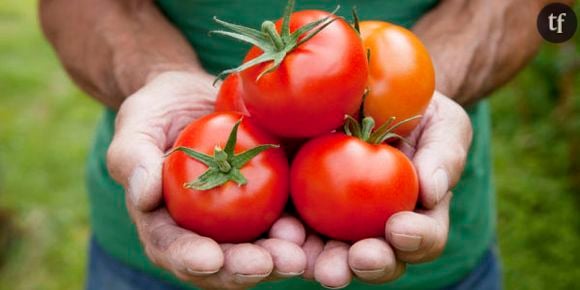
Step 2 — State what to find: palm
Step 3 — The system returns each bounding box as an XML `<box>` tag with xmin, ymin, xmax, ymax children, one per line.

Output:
<box><xmin>304</xmin><ymin>92</ymin><xmax>472</xmax><ymax>288</ymax></box>
<box><xmin>108</xmin><ymin>72</ymin><xmax>308</xmax><ymax>289</ymax></box>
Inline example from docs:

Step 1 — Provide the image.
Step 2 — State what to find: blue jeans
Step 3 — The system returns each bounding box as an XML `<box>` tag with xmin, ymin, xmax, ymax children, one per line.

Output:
<box><xmin>86</xmin><ymin>237</ymin><xmax>502</xmax><ymax>290</ymax></box>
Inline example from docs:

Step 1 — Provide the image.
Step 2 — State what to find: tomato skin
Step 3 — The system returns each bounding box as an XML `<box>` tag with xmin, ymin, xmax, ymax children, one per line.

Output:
<box><xmin>214</xmin><ymin>73</ymin><xmax>249</xmax><ymax>115</ymax></box>
<box><xmin>163</xmin><ymin>112</ymin><xmax>289</xmax><ymax>243</ymax></box>
<box><xmin>360</xmin><ymin>21</ymin><xmax>435</xmax><ymax>137</ymax></box>
<box><xmin>214</xmin><ymin>74</ymin><xmax>306</xmax><ymax>158</ymax></box>
<box><xmin>240</xmin><ymin>10</ymin><xmax>368</xmax><ymax>138</ymax></box>
<box><xmin>290</xmin><ymin>134</ymin><xmax>418</xmax><ymax>242</ymax></box>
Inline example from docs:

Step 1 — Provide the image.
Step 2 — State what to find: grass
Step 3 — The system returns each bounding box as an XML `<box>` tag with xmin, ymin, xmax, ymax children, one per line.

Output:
<box><xmin>491</xmin><ymin>39</ymin><xmax>580</xmax><ymax>288</ymax></box>
<box><xmin>0</xmin><ymin>1</ymin><xmax>97</xmax><ymax>289</ymax></box>
<box><xmin>0</xmin><ymin>1</ymin><xmax>578</xmax><ymax>289</ymax></box>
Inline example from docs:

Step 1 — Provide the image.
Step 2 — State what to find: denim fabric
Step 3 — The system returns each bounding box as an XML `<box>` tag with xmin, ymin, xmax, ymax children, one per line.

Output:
<box><xmin>446</xmin><ymin>245</ymin><xmax>502</xmax><ymax>290</ymax></box>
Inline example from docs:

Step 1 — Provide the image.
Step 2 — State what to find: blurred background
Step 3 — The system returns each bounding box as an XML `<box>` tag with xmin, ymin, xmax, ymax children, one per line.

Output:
<box><xmin>0</xmin><ymin>1</ymin><xmax>578</xmax><ymax>289</ymax></box>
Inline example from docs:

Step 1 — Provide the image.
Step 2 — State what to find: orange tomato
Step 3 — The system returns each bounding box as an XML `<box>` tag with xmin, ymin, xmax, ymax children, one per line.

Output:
<box><xmin>360</xmin><ymin>21</ymin><xmax>435</xmax><ymax>137</ymax></box>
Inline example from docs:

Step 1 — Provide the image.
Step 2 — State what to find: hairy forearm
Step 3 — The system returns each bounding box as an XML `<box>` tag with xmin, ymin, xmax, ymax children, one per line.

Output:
<box><xmin>413</xmin><ymin>0</ymin><xmax>570</xmax><ymax>106</ymax></box>
<box><xmin>40</xmin><ymin>0</ymin><xmax>204</xmax><ymax>108</ymax></box>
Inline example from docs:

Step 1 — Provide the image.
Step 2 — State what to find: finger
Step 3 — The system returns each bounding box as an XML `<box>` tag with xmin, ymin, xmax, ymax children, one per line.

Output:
<box><xmin>302</xmin><ymin>234</ymin><xmax>324</xmax><ymax>280</ymax></box>
<box><xmin>361</xmin><ymin>262</ymin><xmax>406</xmax><ymax>284</ymax></box>
<box><xmin>314</xmin><ymin>241</ymin><xmax>351</xmax><ymax>289</ymax></box>
<box><xmin>408</xmin><ymin>92</ymin><xmax>472</xmax><ymax>209</ymax></box>
<box><xmin>219</xmin><ymin>243</ymin><xmax>235</xmax><ymax>252</ymax></box>
<box><xmin>108</xmin><ymin>133</ymin><xmax>164</xmax><ymax>211</ymax></box>
<box><xmin>256</xmin><ymin>238</ymin><xmax>307</xmax><ymax>277</ymax></box>
<box><xmin>133</xmin><ymin>208</ymin><xmax>224</xmax><ymax>277</ymax></box>
<box><xmin>348</xmin><ymin>238</ymin><xmax>404</xmax><ymax>283</ymax></box>
<box><xmin>216</xmin><ymin>243</ymin><xmax>273</xmax><ymax>287</ymax></box>
<box><xmin>269</xmin><ymin>215</ymin><xmax>306</xmax><ymax>246</ymax></box>
<box><xmin>386</xmin><ymin>192</ymin><xmax>452</xmax><ymax>263</ymax></box>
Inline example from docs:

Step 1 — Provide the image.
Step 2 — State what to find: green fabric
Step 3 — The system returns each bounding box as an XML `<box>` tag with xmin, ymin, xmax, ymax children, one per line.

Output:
<box><xmin>86</xmin><ymin>1</ymin><xmax>495</xmax><ymax>289</ymax></box>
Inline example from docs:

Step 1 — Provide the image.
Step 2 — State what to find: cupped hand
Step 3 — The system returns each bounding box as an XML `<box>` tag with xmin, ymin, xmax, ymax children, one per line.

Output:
<box><xmin>106</xmin><ymin>71</ymin><xmax>307</xmax><ymax>289</ymax></box>
<box><xmin>310</xmin><ymin>92</ymin><xmax>473</xmax><ymax>288</ymax></box>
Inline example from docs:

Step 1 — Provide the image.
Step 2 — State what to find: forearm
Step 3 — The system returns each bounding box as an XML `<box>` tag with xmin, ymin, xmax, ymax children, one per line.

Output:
<box><xmin>40</xmin><ymin>0</ymin><xmax>204</xmax><ymax>108</ymax></box>
<box><xmin>413</xmin><ymin>0</ymin><xmax>567</xmax><ymax>106</ymax></box>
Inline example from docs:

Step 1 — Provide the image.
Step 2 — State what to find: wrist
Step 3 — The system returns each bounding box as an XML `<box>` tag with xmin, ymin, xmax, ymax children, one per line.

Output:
<box><xmin>115</xmin><ymin>68</ymin><xmax>218</xmax><ymax>143</ymax></box>
<box><xmin>113</xmin><ymin>59</ymin><xmax>208</xmax><ymax>95</ymax></box>
<box><xmin>144</xmin><ymin>64</ymin><xmax>210</xmax><ymax>86</ymax></box>
<box><xmin>122</xmin><ymin>69</ymin><xmax>218</xmax><ymax>109</ymax></box>
<box><xmin>433</xmin><ymin>72</ymin><xmax>462</xmax><ymax>102</ymax></box>
<box><xmin>144</xmin><ymin>69</ymin><xmax>218</xmax><ymax>101</ymax></box>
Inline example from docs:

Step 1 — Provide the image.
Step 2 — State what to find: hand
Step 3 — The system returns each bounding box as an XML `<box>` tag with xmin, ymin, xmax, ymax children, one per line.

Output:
<box><xmin>107</xmin><ymin>71</ymin><xmax>307</xmax><ymax>289</ymax></box>
<box><xmin>308</xmin><ymin>92</ymin><xmax>473</xmax><ymax>288</ymax></box>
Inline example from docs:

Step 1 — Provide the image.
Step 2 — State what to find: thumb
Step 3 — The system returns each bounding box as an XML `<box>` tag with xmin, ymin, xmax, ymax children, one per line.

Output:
<box><xmin>106</xmin><ymin>71</ymin><xmax>219</xmax><ymax>212</ymax></box>
<box><xmin>107</xmin><ymin>107</ymin><xmax>166</xmax><ymax>212</ymax></box>
<box><xmin>410</xmin><ymin>92</ymin><xmax>472</xmax><ymax>209</ymax></box>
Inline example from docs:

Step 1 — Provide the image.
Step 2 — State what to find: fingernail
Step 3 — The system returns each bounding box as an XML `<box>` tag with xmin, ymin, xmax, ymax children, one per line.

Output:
<box><xmin>275</xmin><ymin>269</ymin><xmax>304</xmax><ymax>277</ymax></box>
<box><xmin>351</xmin><ymin>267</ymin><xmax>386</xmax><ymax>280</ymax></box>
<box><xmin>128</xmin><ymin>166</ymin><xmax>148</xmax><ymax>208</ymax></box>
<box><xmin>322</xmin><ymin>282</ymin><xmax>350</xmax><ymax>289</ymax></box>
<box><xmin>433</xmin><ymin>169</ymin><xmax>448</xmax><ymax>203</ymax></box>
<box><xmin>235</xmin><ymin>272</ymin><xmax>270</xmax><ymax>278</ymax></box>
<box><xmin>351</xmin><ymin>267</ymin><xmax>385</xmax><ymax>275</ymax></box>
<box><xmin>390</xmin><ymin>233</ymin><xmax>422</xmax><ymax>252</ymax></box>
<box><xmin>234</xmin><ymin>272</ymin><xmax>270</xmax><ymax>283</ymax></box>
<box><xmin>186</xmin><ymin>267</ymin><xmax>219</xmax><ymax>276</ymax></box>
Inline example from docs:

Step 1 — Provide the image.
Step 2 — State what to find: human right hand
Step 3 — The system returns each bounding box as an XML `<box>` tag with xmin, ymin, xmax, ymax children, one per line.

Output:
<box><xmin>107</xmin><ymin>71</ymin><xmax>307</xmax><ymax>289</ymax></box>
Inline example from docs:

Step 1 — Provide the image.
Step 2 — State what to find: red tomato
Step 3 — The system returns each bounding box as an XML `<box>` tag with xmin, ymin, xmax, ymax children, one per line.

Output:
<box><xmin>214</xmin><ymin>73</ymin><xmax>249</xmax><ymax>115</ymax></box>
<box><xmin>238</xmin><ymin>10</ymin><xmax>368</xmax><ymax>138</ymax></box>
<box><xmin>360</xmin><ymin>21</ymin><xmax>435</xmax><ymax>136</ymax></box>
<box><xmin>163</xmin><ymin>112</ymin><xmax>289</xmax><ymax>243</ymax></box>
<box><xmin>214</xmin><ymin>76</ymin><xmax>318</xmax><ymax>160</ymax></box>
<box><xmin>290</xmin><ymin>133</ymin><xmax>418</xmax><ymax>242</ymax></box>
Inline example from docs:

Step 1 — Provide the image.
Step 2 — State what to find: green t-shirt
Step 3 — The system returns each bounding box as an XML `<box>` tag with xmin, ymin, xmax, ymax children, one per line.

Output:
<box><xmin>86</xmin><ymin>1</ymin><xmax>495</xmax><ymax>289</ymax></box>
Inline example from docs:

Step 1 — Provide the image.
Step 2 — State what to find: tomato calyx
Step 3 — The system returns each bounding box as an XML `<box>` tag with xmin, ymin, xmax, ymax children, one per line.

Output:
<box><xmin>344</xmin><ymin>115</ymin><xmax>422</xmax><ymax>145</ymax></box>
<box><xmin>166</xmin><ymin>119</ymin><xmax>279</xmax><ymax>190</ymax></box>
<box><xmin>212</xmin><ymin>0</ymin><xmax>339</xmax><ymax>82</ymax></box>
<box><xmin>351</xmin><ymin>7</ymin><xmax>361</xmax><ymax>34</ymax></box>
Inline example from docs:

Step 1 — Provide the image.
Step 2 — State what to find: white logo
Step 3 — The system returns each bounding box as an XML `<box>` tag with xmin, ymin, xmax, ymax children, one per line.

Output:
<box><xmin>548</xmin><ymin>13</ymin><xmax>567</xmax><ymax>34</ymax></box>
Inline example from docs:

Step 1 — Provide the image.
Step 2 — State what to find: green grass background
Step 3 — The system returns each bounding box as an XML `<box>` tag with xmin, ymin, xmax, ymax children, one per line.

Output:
<box><xmin>0</xmin><ymin>1</ymin><xmax>578</xmax><ymax>289</ymax></box>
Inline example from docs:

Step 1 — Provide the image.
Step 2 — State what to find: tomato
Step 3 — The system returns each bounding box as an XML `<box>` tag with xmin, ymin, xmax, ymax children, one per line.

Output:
<box><xmin>290</xmin><ymin>122</ymin><xmax>418</xmax><ymax>241</ymax></box>
<box><xmin>214</xmin><ymin>73</ymin><xmax>249</xmax><ymax>115</ymax></box>
<box><xmin>214</xmin><ymin>77</ymin><xmax>308</xmax><ymax>160</ymax></box>
<box><xmin>360</xmin><ymin>21</ymin><xmax>435</xmax><ymax>137</ymax></box>
<box><xmin>216</xmin><ymin>2</ymin><xmax>368</xmax><ymax>138</ymax></box>
<box><xmin>163</xmin><ymin>112</ymin><xmax>289</xmax><ymax>243</ymax></box>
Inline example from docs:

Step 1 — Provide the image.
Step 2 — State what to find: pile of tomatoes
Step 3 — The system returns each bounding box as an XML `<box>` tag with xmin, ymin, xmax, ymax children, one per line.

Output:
<box><xmin>163</xmin><ymin>0</ymin><xmax>435</xmax><ymax>243</ymax></box>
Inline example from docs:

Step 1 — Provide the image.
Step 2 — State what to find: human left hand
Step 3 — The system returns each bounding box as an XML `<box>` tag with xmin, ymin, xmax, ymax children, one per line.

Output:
<box><xmin>304</xmin><ymin>92</ymin><xmax>473</xmax><ymax>288</ymax></box>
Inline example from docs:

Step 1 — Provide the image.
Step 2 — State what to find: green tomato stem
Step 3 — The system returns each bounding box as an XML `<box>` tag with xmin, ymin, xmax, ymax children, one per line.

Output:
<box><xmin>212</xmin><ymin>0</ymin><xmax>339</xmax><ymax>81</ymax></box>
<box><xmin>166</xmin><ymin>118</ymin><xmax>279</xmax><ymax>190</ymax></box>
<box><xmin>262</xmin><ymin>21</ymin><xmax>284</xmax><ymax>51</ymax></box>
<box><xmin>344</xmin><ymin>115</ymin><xmax>421</xmax><ymax>145</ymax></box>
